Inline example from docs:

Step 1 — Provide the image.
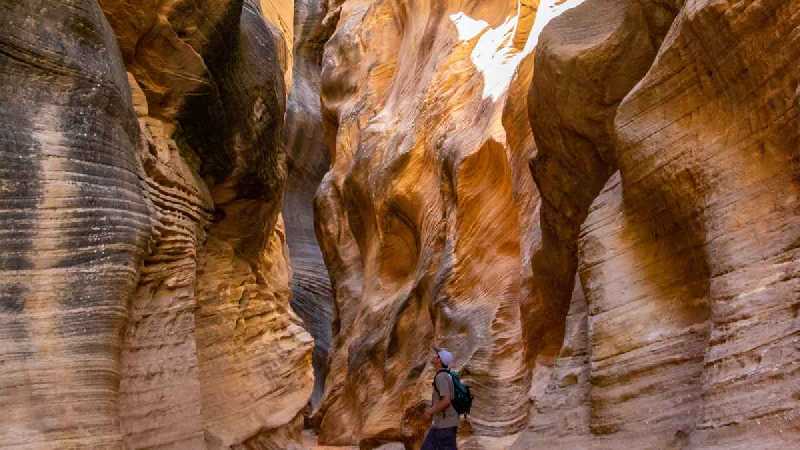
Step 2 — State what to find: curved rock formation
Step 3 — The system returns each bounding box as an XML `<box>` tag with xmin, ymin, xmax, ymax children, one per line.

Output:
<box><xmin>314</xmin><ymin>1</ymin><xmax>543</xmax><ymax>447</ymax></box>
<box><xmin>1</xmin><ymin>1</ymin><xmax>312</xmax><ymax>448</ymax></box>
<box><xmin>315</xmin><ymin>0</ymin><xmax>800</xmax><ymax>448</ymax></box>
<box><xmin>3</xmin><ymin>0</ymin><xmax>799</xmax><ymax>448</ymax></box>
<box><xmin>514</xmin><ymin>0</ymin><xmax>685</xmax><ymax>447</ymax></box>
<box><xmin>515</xmin><ymin>0</ymin><xmax>800</xmax><ymax>448</ymax></box>
<box><xmin>521</xmin><ymin>0</ymin><xmax>680</xmax><ymax>365</ymax></box>
<box><xmin>610</xmin><ymin>1</ymin><xmax>800</xmax><ymax>446</ymax></box>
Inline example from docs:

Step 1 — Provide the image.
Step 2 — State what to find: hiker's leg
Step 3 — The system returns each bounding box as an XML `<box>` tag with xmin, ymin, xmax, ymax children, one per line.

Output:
<box><xmin>439</xmin><ymin>427</ymin><xmax>457</xmax><ymax>450</ymax></box>
<box><xmin>420</xmin><ymin>428</ymin><xmax>437</xmax><ymax>450</ymax></box>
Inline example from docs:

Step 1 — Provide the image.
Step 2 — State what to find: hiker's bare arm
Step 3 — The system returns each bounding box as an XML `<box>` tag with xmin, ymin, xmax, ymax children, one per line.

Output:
<box><xmin>424</xmin><ymin>372</ymin><xmax>453</xmax><ymax>419</ymax></box>
<box><xmin>424</xmin><ymin>394</ymin><xmax>451</xmax><ymax>419</ymax></box>
<box><xmin>431</xmin><ymin>395</ymin><xmax>452</xmax><ymax>414</ymax></box>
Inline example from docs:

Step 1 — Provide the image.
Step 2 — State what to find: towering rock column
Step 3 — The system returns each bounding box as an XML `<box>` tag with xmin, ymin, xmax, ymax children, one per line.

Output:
<box><xmin>515</xmin><ymin>0</ymin><xmax>800</xmax><ymax>448</ymax></box>
<box><xmin>0</xmin><ymin>2</ymin><xmax>151</xmax><ymax>447</ymax></box>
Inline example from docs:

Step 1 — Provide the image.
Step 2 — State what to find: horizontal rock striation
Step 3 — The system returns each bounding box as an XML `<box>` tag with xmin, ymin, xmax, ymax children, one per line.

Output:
<box><xmin>0</xmin><ymin>1</ymin><xmax>150</xmax><ymax>447</ymax></box>
<box><xmin>1</xmin><ymin>0</ymin><xmax>313</xmax><ymax>448</ymax></box>
<box><xmin>515</xmin><ymin>0</ymin><xmax>800</xmax><ymax>448</ymax></box>
<box><xmin>3</xmin><ymin>0</ymin><xmax>799</xmax><ymax>448</ymax></box>
<box><xmin>611</xmin><ymin>1</ymin><xmax>800</xmax><ymax>446</ymax></box>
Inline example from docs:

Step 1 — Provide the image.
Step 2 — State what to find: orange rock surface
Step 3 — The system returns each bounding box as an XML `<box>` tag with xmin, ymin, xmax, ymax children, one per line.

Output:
<box><xmin>315</xmin><ymin>0</ymin><xmax>800</xmax><ymax>448</ymax></box>
<box><xmin>2</xmin><ymin>0</ymin><xmax>799</xmax><ymax>448</ymax></box>
<box><xmin>314</xmin><ymin>1</ymin><xmax>542</xmax><ymax>447</ymax></box>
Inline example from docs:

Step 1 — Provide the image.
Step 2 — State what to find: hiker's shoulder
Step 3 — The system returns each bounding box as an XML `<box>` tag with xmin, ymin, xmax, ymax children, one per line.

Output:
<box><xmin>435</xmin><ymin>370</ymin><xmax>452</xmax><ymax>382</ymax></box>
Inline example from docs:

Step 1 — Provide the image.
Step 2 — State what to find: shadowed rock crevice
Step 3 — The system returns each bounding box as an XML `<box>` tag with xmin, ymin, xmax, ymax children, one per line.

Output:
<box><xmin>115</xmin><ymin>1</ymin><xmax>312</xmax><ymax>448</ymax></box>
<box><xmin>283</xmin><ymin>0</ymin><xmax>343</xmax><ymax>412</ymax></box>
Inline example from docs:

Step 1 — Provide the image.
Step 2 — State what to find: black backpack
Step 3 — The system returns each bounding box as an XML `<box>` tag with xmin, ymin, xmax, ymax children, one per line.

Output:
<box><xmin>434</xmin><ymin>368</ymin><xmax>473</xmax><ymax>416</ymax></box>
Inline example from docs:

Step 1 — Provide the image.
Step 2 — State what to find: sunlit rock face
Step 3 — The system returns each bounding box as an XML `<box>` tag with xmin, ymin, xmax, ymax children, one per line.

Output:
<box><xmin>0</xmin><ymin>1</ymin><xmax>312</xmax><ymax>449</ymax></box>
<box><xmin>317</xmin><ymin>0</ymin><xmax>800</xmax><ymax>448</ymax></box>
<box><xmin>314</xmin><ymin>1</ymin><xmax>544</xmax><ymax>448</ymax></box>
<box><xmin>515</xmin><ymin>0</ymin><xmax>800</xmax><ymax>448</ymax></box>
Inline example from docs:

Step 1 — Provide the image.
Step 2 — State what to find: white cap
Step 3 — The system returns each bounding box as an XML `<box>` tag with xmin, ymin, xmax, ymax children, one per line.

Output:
<box><xmin>436</xmin><ymin>348</ymin><xmax>454</xmax><ymax>367</ymax></box>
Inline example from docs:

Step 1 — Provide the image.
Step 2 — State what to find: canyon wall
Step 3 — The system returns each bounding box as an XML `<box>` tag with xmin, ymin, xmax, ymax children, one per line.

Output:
<box><xmin>314</xmin><ymin>1</ymin><xmax>541</xmax><ymax>447</ymax></box>
<box><xmin>1</xmin><ymin>0</ymin><xmax>799</xmax><ymax>449</ymax></box>
<box><xmin>284</xmin><ymin>0</ymin><xmax>337</xmax><ymax>410</ymax></box>
<box><xmin>315</xmin><ymin>0</ymin><xmax>800</xmax><ymax>448</ymax></box>
<box><xmin>515</xmin><ymin>0</ymin><xmax>800</xmax><ymax>448</ymax></box>
<box><xmin>0</xmin><ymin>1</ymin><xmax>312</xmax><ymax>448</ymax></box>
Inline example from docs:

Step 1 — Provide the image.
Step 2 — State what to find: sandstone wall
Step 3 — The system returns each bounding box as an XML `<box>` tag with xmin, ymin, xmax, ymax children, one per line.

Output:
<box><xmin>0</xmin><ymin>1</ymin><xmax>312</xmax><ymax>448</ymax></box>
<box><xmin>314</xmin><ymin>1</ymin><xmax>542</xmax><ymax>447</ymax></box>
<box><xmin>518</xmin><ymin>0</ymin><xmax>800</xmax><ymax>448</ymax></box>
<box><xmin>2</xmin><ymin>0</ymin><xmax>799</xmax><ymax>448</ymax></box>
<box><xmin>315</xmin><ymin>0</ymin><xmax>800</xmax><ymax>449</ymax></box>
<box><xmin>0</xmin><ymin>2</ymin><xmax>150</xmax><ymax>447</ymax></box>
<box><xmin>284</xmin><ymin>0</ymin><xmax>338</xmax><ymax>410</ymax></box>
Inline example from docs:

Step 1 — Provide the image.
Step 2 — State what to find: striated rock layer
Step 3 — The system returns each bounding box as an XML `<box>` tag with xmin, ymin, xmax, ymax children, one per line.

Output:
<box><xmin>1</xmin><ymin>1</ymin><xmax>313</xmax><ymax>449</ymax></box>
<box><xmin>0</xmin><ymin>2</ymin><xmax>150</xmax><ymax>447</ymax></box>
<box><xmin>316</xmin><ymin>0</ymin><xmax>800</xmax><ymax>448</ymax></box>
<box><xmin>3</xmin><ymin>0</ymin><xmax>799</xmax><ymax>448</ymax></box>
<box><xmin>515</xmin><ymin>0</ymin><xmax>800</xmax><ymax>448</ymax></box>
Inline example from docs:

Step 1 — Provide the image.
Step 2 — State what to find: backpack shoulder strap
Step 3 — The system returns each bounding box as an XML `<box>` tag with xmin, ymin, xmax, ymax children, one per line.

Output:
<box><xmin>433</xmin><ymin>369</ymin><xmax>455</xmax><ymax>398</ymax></box>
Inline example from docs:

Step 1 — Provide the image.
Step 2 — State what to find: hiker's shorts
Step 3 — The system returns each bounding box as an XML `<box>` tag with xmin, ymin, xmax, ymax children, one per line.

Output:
<box><xmin>421</xmin><ymin>427</ymin><xmax>457</xmax><ymax>450</ymax></box>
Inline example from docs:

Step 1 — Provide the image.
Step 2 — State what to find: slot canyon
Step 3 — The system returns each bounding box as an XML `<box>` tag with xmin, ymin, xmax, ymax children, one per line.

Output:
<box><xmin>1</xmin><ymin>0</ymin><xmax>798</xmax><ymax>449</ymax></box>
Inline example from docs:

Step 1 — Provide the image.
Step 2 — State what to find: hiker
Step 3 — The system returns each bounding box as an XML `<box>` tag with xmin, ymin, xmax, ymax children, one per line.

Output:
<box><xmin>421</xmin><ymin>347</ymin><xmax>459</xmax><ymax>450</ymax></box>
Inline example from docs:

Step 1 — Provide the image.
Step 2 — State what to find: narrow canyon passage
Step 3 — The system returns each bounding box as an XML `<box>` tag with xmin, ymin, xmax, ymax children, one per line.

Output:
<box><xmin>1</xmin><ymin>1</ymin><xmax>799</xmax><ymax>450</ymax></box>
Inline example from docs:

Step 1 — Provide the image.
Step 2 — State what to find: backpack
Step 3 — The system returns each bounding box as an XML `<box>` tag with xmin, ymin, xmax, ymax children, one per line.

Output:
<box><xmin>434</xmin><ymin>368</ymin><xmax>473</xmax><ymax>416</ymax></box>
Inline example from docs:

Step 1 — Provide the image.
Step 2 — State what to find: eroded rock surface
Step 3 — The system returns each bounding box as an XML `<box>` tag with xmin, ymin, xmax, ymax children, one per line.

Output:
<box><xmin>1</xmin><ymin>1</ymin><xmax>312</xmax><ymax>448</ymax></box>
<box><xmin>284</xmin><ymin>0</ymin><xmax>337</xmax><ymax>410</ymax></box>
<box><xmin>316</xmin><ymin>0</ymin><xmax>800</xmax><ymax>448</ymax></box>
<box><xmin>314</xmin><ymin>1</ymin><xmax>542</xmax><ymax>447</ymax></box>
<box><xmin>2</xmin><ymin>0</ymin><xmax>799</xmax><ymax>448</ymax></box>
<box><xmin>515</xmin><ymin>0</ymin><xmax>800</xmax><ymax>448</ymax></box>
<box><xmin>610</xmin><ymin>1</ymin><xmax>800</xmax><ymax>446</ymax></box>
<box><xmin>0</xmin><ymin>2</ymin><xmax>149</xmax><ymax>447</ymax></box>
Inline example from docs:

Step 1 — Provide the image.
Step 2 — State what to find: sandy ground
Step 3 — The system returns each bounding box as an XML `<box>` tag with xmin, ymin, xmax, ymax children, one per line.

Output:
<box><xmin>301</xmin><ymin>430</ymin><xmax>406</xmax><ymax>450</ymax></box>
<box><xmin>301</xmin><ymin>430</ymin><xmax>359</xmax><ymax>450</ymax></box>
